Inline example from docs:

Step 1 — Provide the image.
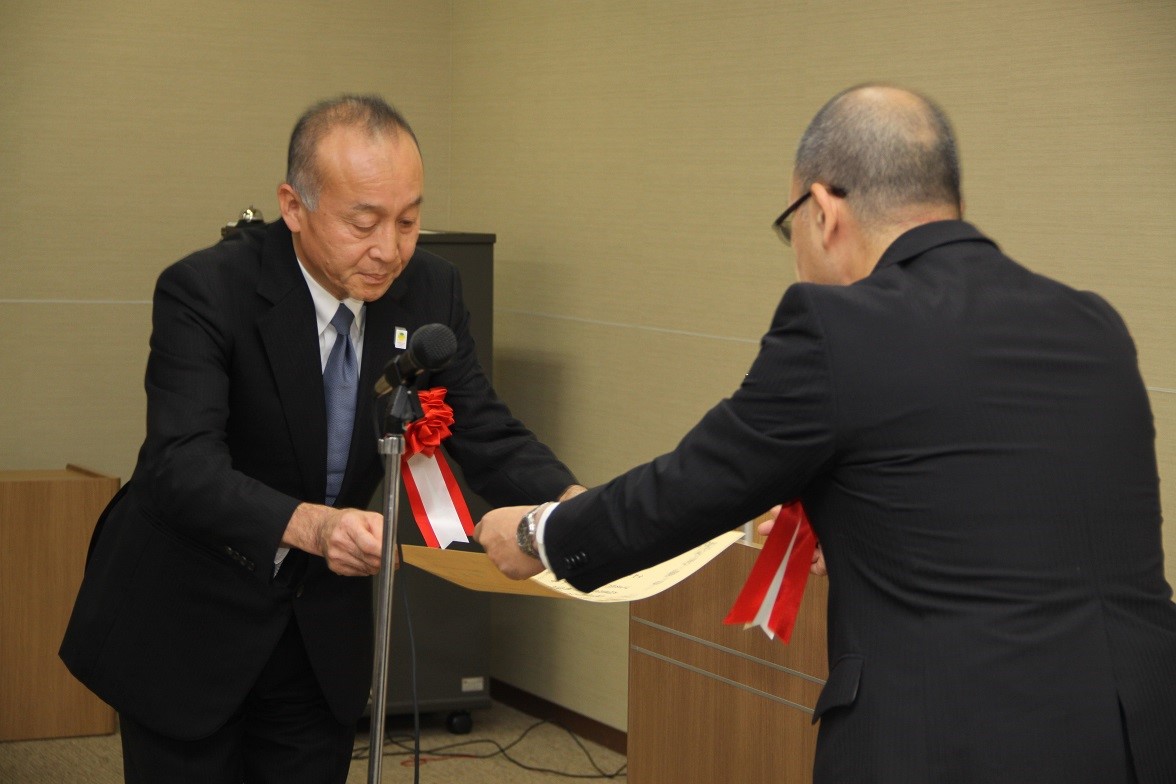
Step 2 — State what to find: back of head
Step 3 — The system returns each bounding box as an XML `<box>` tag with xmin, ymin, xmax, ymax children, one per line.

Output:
<box><xmin>794</xmin><ymin>85</ymin><xmax>962</xmax><ymax>230</ymax></box>
<box><xmin>286</xmin><ymin>94</ymin><xmax>418</xmax><ymax>210</ymax></box>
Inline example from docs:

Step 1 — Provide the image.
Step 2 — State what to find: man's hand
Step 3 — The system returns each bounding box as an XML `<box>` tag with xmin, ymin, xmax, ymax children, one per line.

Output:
<box><xmin>809</xmin><ymin>543</ymin><xmax>827</xmax><ymax>576</ymax></box>
<box><xmin>756</xmin><ymin>507</ymin><xmax>826</xmax><ymax>576</ymax></box>
<box><xmin>474</xmin><ymin>505</ymin><xmax>545</xmax><ymax>580</ymax></box>
<box><xmin>284</xmin><ymin>503</ymin><xmax>384</xmax><ymax>576</ymax></box>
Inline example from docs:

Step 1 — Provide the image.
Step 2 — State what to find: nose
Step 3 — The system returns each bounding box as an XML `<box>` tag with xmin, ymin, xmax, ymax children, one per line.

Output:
<box><xmin>370</xmin><ymin>222</ymin><xmax>400</xmax><ymax>265</ymax></box>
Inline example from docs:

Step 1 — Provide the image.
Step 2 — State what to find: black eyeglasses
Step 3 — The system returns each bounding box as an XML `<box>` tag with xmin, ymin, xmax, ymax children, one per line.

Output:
<box><xmin>772</xmin><ymin>185</ymin><xmax>848</xmax><ymax>246</ymax></box>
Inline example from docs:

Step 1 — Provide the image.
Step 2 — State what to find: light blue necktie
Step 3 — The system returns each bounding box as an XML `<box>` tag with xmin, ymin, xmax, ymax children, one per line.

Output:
<box><xmin>324</xmin><ymin>304</ymin><xmax>357</xmax><ymax>506</ymax></box>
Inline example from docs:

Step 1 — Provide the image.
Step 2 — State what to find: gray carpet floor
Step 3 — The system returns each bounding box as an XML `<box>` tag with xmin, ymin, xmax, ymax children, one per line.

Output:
<box><xmin>0</xmin><ymin>701</ymin><xmax>627</xmax><ymax>783</ymax></box>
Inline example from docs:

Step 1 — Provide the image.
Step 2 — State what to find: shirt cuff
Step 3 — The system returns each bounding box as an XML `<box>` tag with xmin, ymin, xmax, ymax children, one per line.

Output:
<box><xmin>534</xmin><ymin>502</ymin><xmax>560</xmax><ymax>571</ymax></box>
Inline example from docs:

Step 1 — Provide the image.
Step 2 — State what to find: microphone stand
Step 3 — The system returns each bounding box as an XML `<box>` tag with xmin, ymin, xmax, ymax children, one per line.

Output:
<box><xmin>367</xmin><ymin>382</ymin><xmax>423</xmax><ymax>784</ymax></box>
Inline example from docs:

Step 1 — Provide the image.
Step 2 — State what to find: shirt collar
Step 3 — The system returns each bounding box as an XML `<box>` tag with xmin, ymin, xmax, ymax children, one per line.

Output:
<box><xmin>295</xmin><ymin>256</ymin><xmax>365</xmax><ymax>337</ymax></box>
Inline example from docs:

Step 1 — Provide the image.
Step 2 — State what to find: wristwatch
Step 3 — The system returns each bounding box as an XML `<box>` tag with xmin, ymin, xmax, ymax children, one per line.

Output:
<box><xmin>516</xmin><ymin>504</ymin><xmax>546</xmax><ymax>559</ymax></box>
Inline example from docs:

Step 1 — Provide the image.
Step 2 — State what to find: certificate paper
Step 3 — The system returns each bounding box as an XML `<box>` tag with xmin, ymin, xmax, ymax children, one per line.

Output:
<box><xmin>528</xmin><ymin>531</ymin><xmax>744</xmax><ymax>602</ymax></box>
<box><xmin>401</xmin><ymin>530</ymin><xmax>743</xmax><ymax>603</ymax></box>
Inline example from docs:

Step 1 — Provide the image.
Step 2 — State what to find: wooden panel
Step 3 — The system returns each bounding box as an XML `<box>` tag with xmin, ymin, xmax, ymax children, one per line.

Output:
<box><xmin>0</xmin><ymin>466</ymin><xmax>119</xmax><ymax>740</ymax></box>
<box><xmin>628</xmin><ymin>541</ymin><xmax>828</xmax><ymax>783</ymax></box>
<box><xmin>629</xmin><ymin>649</ymin><xmax>819</xmax><ymax>783</ymax></box>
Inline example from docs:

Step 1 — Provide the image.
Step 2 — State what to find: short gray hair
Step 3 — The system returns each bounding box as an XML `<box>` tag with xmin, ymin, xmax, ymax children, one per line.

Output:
<box><xmin>794</xmin><ymin>84</ymin><xmax>961</xmax><ymax>226</ymax></box>
<box><xmin>285</xmin><ymin>94</ymin><xmax>418</xmax><ymax>211</ymax></box>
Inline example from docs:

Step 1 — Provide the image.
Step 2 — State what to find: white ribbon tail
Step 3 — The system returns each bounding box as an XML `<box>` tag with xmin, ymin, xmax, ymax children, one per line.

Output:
<box><xmin>748</xmin><ymin>516</ymin><xmax>802</xmax><ymax>640</ymax></box>
<box><xmin>403</xmin><ymin>452</ymin><xmax>473</xmax><ymax>549</ymax></box>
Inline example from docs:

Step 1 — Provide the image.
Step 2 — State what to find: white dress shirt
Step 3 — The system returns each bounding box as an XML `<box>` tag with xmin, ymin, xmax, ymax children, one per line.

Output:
<box><xmin>273</xmin><ymin>259</ymin><xmax>366</xmax><ymax>573</ymax></box>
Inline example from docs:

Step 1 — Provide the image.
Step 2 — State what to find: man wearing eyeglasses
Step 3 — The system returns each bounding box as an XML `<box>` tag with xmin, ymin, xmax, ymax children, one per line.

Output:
<box><xmin>476</xmin><ymin>84</ymin><xmax>1176</xmax><ymax>783</ymax></box>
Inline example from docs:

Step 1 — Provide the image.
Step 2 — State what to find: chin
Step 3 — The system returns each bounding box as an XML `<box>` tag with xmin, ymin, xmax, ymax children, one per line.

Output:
<box><xmin>353</xmin><ymin>282</ymin><xmax>394</xmax><ymax>302</ymax></box>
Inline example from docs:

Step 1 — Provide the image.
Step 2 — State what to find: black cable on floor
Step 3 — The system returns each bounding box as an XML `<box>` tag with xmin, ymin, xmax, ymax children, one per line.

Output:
<box><xmin>350</xmin><ymin>546</ymin><xmax>625</xmax><ymax>779</ymax></box>
<box><xmin>369</xmin><ymin>717</ymin><xmax>627</xmax><ymax>779</ymax></box>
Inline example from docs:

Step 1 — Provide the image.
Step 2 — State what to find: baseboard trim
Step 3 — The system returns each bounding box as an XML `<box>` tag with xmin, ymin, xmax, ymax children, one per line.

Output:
<box><xmin>489</xmin><ymin>678</ymin><xmax>627</xmax><ymax>755</ymax></box>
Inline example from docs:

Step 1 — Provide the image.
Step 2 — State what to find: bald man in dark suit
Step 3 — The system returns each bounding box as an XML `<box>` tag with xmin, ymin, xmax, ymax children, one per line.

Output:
<box><xmin>62</xmin><ymin>95</ymin><xmax>582</xmax><ymax>784</ymax></box>
<box><xmin>477</xmin><ymin>85</ymin><xmax>1176</xmax><ymax>783</ymax></box>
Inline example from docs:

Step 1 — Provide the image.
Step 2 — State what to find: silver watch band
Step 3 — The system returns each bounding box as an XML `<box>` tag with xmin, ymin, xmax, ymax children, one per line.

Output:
<box><xmin>516</xmin><ymin>504</ymin><xmax>543</xmax><ymax>558</ymax></box>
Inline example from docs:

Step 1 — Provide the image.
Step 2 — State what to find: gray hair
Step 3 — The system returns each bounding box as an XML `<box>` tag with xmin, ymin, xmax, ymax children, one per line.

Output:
<box><xmin>794</xmin><ymin>84</ymin><xmax>961</xmax><ymax>226</ymax></box>
<box><xmin>285</xmin><ymin>94</ymin><xmax>418</xmax><ymax>211</ymax></box>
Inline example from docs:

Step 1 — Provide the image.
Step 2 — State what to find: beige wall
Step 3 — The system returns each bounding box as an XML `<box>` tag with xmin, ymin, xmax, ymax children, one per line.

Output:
<box><xmin>0</xmin><ymin>0</ymin><xmax>455</xmax><ymax>479</ymax></box>
<box><xmin>3</xmin><ymin>0</ymin><xmax>1173</xmax><ymax>735</ymax></box>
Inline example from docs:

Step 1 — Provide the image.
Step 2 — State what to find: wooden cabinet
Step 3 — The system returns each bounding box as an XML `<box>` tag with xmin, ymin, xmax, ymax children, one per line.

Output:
<box><xmin>628</xmin><ymin>541</ymin><xmax>828</xmax><ymax>783</ymax></box>
<box><xmin>0</xmin><ymin>465</ymin><xmax>119</xmax><ymax>740</ymax></box>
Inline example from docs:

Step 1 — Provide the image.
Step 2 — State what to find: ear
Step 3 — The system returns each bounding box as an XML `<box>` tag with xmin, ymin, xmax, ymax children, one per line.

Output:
<box><xmin>277</xmin><ymin>183</ymin><xmax>305</xmax><ymax>234</ymax></box>
<box><xmin>810</xmin><ymin>183</ymin><xmax>842</xmax><ymax>250</ymax></box>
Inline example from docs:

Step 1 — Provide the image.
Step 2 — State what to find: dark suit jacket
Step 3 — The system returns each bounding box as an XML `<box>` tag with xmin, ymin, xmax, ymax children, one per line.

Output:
<box><xmin>544</xmin><ymin>221</ymin><xmax>1176</xmax><ymax>783</ymax></box>
<box><xmin>60</xmin><ymin>220</ymin><xmax>575</xmax><ymax>740</ymax></box>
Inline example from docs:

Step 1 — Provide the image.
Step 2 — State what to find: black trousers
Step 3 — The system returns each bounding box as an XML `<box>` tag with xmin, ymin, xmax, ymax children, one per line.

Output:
<box><xmin>119</xmin><ymin>615</ymin><xmax>356</xmax><ymax>784</ymax></box>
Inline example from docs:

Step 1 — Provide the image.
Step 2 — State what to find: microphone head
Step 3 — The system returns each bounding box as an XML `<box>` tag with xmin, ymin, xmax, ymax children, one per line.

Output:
<box><xmin>409</xmin><ymin>323</ymin><xmax>457</xmax><ymax>372</ymax></box>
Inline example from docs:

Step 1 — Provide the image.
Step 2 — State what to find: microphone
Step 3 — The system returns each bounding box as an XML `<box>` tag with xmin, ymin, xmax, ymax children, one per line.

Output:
<box><xmin>375</xmin><ymin>323</ymin><xmax>457</xmax><ymax>396</ymax></box>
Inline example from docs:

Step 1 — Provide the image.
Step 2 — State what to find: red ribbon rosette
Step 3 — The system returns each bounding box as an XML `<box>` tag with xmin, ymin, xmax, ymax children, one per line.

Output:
<box><xmin>405</xmin><ymin>387</ymin><xmax>455</xmax><ymax>458</ymax></box>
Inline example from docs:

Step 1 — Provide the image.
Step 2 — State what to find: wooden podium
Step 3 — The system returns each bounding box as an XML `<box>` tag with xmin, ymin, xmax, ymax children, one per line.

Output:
<box><xmin>0</xmin><ymin>465</ymin><xmax>119</xmax><ymax>740</ymax></box>
<box><xmin>627</xmin><ymin>540</ymin><xmax>828</xmax><ymax>783</ymax></box>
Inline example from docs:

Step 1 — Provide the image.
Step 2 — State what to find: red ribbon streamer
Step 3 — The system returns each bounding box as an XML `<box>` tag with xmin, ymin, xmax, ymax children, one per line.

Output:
<box><xmin>401</xmin><ymin>388</ymin><xmax>474</xmax><ymax>548</ymax></box>
<box><xmin>723</xmin><ymin>502</ymin><xmax>816</xmax><ymax>644</ymax></box>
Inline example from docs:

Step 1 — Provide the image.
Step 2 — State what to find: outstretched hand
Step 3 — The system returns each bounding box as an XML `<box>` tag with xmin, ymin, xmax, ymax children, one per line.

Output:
<box><xmin>474</xmin><ymin>505</ymin><xmax>545</xmax><ymax>580</ymax></box>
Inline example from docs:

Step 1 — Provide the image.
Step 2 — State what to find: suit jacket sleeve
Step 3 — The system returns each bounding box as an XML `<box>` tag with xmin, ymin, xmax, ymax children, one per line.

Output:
<box><xmin>136</xmin><ymin>255</ymin><xmax>299</xmax><ymax>577</ymax></box>
<box><xmin>543</xmin><ymin>283</ymin><xmax>837</xmax><ymax>590</ymax></box>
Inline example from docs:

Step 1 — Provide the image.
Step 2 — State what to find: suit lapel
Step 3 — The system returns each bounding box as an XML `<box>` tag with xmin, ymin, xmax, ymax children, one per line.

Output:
<box><xmin>252</xmin><ymin>224</ymin><xmax>420</xmax><ymax>508</ymax></box>
<box><xmin>335</xmin><ymin>266</ymin><xmax>417</xmax><ymax>503</ymax></box>
<box><xmin>361</xmin><ymin>263</ymin><xmax>412</xmax><ymax>405</ymax></box>
<box><xmin>256</xmin><ymin>222</ymin><xmax>328</xmax><ymax>503</ymax></box>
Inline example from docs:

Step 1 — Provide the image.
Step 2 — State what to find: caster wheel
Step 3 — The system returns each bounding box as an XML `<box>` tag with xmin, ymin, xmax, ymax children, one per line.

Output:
<box><xmin>446</xmin><ymin>710</ymin><xmax>473</xmax><ymax>734</ymax></box>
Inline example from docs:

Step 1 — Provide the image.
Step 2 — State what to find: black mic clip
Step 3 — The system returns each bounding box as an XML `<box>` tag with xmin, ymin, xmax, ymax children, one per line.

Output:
<box><xmin>381</xmin><ymin>386</ymin><xmax>424</xmax><ymax>436</ymax></box>
<box><xmin>378</xmin><ymin>358</ymin><xmax>416</xmax><ymax>393</ymax></box>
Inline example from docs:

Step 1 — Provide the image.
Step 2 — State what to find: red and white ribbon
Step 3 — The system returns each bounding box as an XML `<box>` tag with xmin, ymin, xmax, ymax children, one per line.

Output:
<box><xmin>401</xmin><ymin>388</ymin><xmax>474</xmax><ymax>549</ymax></box>
<box><xmin>723</xmin><ymin>502</ymin><xmax>816</xmax><ymax>644</ymax></box>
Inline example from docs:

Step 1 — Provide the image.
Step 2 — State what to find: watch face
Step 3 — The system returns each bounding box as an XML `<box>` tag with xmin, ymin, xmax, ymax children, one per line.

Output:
<box><xmin>517</xmin><ymin>514</ymin><xmax>535</xmax><ymax>556</ymax></box>
<box><xmin>517</xmin><ymin>509</ymin><xmax>540</xmax><ymax>557</ymax></box>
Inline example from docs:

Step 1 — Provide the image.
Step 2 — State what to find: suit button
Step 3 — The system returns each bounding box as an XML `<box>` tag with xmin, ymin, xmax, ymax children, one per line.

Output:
<box><xmin>565</xmin><ymin>551</ymin><xmax>589</xmax><ymax>569</ymax></box>
<box><xmin>296</xmin><ymin>585</ymin><xmax>304</xmax><ymax>598</ymax></box>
